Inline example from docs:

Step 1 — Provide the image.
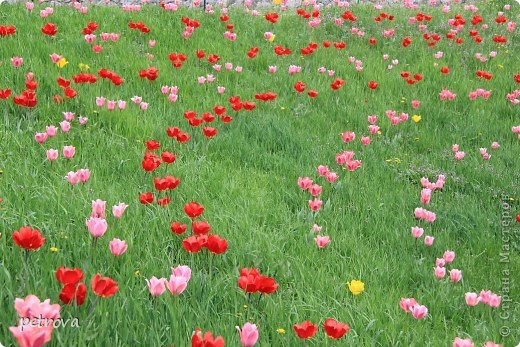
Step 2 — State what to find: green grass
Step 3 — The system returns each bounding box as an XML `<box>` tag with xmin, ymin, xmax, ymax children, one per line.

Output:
<box><xmin>0</xmin><ymin>1</ymin><xmax>519</xmax><ymax>346</ymax></box>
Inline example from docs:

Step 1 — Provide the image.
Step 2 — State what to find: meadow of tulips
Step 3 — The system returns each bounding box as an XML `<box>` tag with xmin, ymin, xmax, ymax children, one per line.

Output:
<box><xmin>1</xmin><ymin>0</ymin><xmax>519</xmax><ymax>345</ymax></box>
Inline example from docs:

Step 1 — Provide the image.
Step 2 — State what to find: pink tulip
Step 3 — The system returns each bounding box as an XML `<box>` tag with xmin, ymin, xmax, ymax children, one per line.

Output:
<box><xmin>213</xmin><ymin>64</ymin><xmax>222</xmax><ymax>72</ymax></box>
<box><xmin>96</xmin><ymin>97</ymin><xmax>106</xmax><ymax>107</ymax></box>
<box><xmin>146</xmin><ymin>276</ymin><xmax>167</xmax><ymax>297</ymax></box>
<box><xmin>161</xmin><ymin>86</ymin><xmax>170</xmax><ymax>94</ymax></box>
<box><xmin>488</xmin><ymin>294</ymin><xmax>501</xmax><ymax>308</ymax></box>
<box><xmin>449</xmin><ymin>269</ymin><xmax>462</xmax><ymax>283</ymax></box>
<box><xmin>491</xmin><ymin>142</ymin><xmax>500</xmax><ymax>150</ymax></box>
<box><xmin>167</xmin><ymin>275</ymin><xmax>188</xmax><ymax>295</ymax></box>
<box><xmin>314</xmin><ymin>235</ymin><xmax>330</xmax><ymax>248</ymax></box>
<box><xmin>312</xmin><ymin>224</ymin><xmax>322</xmax><ymax>233</ymax></box>
<box><xmin>480</xmin><ymin>290</ymin><xmax>492</xmax><ymax>305</ymax></box>
<box><xmin>112</xmin><ymin>203</ymin><xmax>128</xmax><ymax>218</ymax></box>
<box><xmin>26</xmin><ymin>2</ymin><xmax>35</xmax><ymax>10</ymax></box>
<box><xmin>235</xmin><ymin>66</ymin><xmax>242</xmax><ymax>73</ymax></box>
<box><xmin>411</xmin><ymin>305</ymin><xmax>428</xmax><ymax>319</ymax></box>
<box><xmin>465</xmin><ymin>292</ymin><xmax>480</xmax><ymax>306</ymax></box>
<box><xmin>107</xmin><ymin>100</ymin><xmax>116</xmax><ymax>110</ymax></box>
<box><xmin>62</xmin><ymin>146</ymin><xmax>75</xmax><ymax>159</ymax></box>
<box><xmin>86</xmin><ymin>217</ymin><xmax>108</xmax><ymax>238</ymax></box>
<box><xmin>168</xmin><ymin>94</ymin><xmax>178</xmax><ymax>102</ymax></box>
<box><xmin>206</xmin><ymin>74</ymin><xmax>215</xmax><ymax>83</ymax></box>
<box><xmin>443</xmin><ymin>250</ymin><xmax>456</xmax><ymax>263</ymax></box>
<box><xmin>483</xmin><ymin>342</ymin><xmax>502</xmax><ymax>347</ymax></box>
<box><xmin>9</xmin><ymin>323</ymin><xmax>50</xmax><ymax>347</ymax></box>
<box><xmin>309</xmin><ymin>184</ymin><xmax>322</xmax><ymax>196</ymax></box>
<box><xmin>11</xmin><ymin>295</ymin><xmax>60</xmax><ymax>346</ymax></box>
<box><xmin>411</xmin><ymin>226</ymin><xmax>424</xmax><ymax>238</ymax></box>
<box><xmin>140</xmin><ymin>102</ymin><xmax>148</xmax><ymax>111</ymax></box>
<box><xmin>118</xmin><ymin>100</ymin><xmax>127</xmax><ymax>110</ymax></box>
<box><xmin>368</xmin><ymin>125</ymin><xmax>380</xmax><ymax>134</ymax></box>
<box><xmin>317</xmin><ymin>165</ymin><xmax>329</xmax><ymax>176</ymax></box>
<box><xmin>76</xmin><ymin>169</ymin><xmax>90</xmax><ymax>183</ymax></box>
<box><xmin>60</xmin><ymin>121</ymin><xmax>71</xmax><ymax>133</ymax></box>
<box><xmin>91</xmin><ymin>199</ymin><xmax>106</xmax><ymax>218</ymax></box>
<box><xmin>148</xmin><ymin>40</ymin><xmax>156</xmax><ymax>48</ymax></box>
<box><xmin>436</xmin><ymin>258</ymin><xmax>445</xmax><ymax>267</ymax></box>
<box><xmin>217</xmin><ymin>86</ymin><xmax>225</xmax><ymax>94</ymax></box>
<box><xmin>399</xmin><ymin>298</ymin><xmax>417</xmax><ymax>312</ymax></box>
<box><xmin>35</xmin><ymin>133</ymin><xmax>48</xmax><ymax>144</ymax></box>
<box><xmin>62</xmin><ymin>112</ymin><xmax>74</xmax><ymax>121</ymax></box>
<box><xmin>225</xmin><ymin>63</ymin><xmax>233</xmax><ymax>70</ymax></box>
<box><xmin>109</xmin><ymin>238</ymin><xmax>128</xmax><ymax>256</ymax></box>
<box><xmin>367</xmin><ymin>115</ymin><xmax>378</xmax><ymax>124</ymax></box>
<box><xmin>79</xmin><ymin>117</ymin><xmax>88</xmax><ymax>125</ymax></box>
<box><xmin>308</xmin><ymin>198</ymin><xmax>322</xmax><ymax>211</ymax></box>
<box><xmin>361</xmin><ymin>136</ymin><xmax>371</xmax><ymax>146</ymax></box>
<box><xmin>268</xmin><ymin>66</ymin><xmax>277</xmax><ymax>74</ymax></box>
<box><xmin>297</xmin><ymin>177</ymin><xmax>313</xmax><ymax>190</ymax></box>
<box><xmin>236</xmin><ymin>322</ymin><xmax>259</xmax><ymax>347</ymax></box>
<box><xmin>420</xmin><ymin>188</ymin><xmax>431</xmax><ymax>205</ymax></box>
<box><xmin>46</xmin><ymin>126</ymin><xmax>58</xmax><ymax>137</ymax></box>
<box><xmin>434</xmin><ymin>266</ymin><xmax>446</xmax><ymax>279</ymax></box>
<box><xmin>50</xmin><ymin>53</ymin><xmax>62</xmax><ymax>63</ymax></box>
<box><xmin>172</xmin><ymin>265</ymin><xmax>191</xmax><ymax>282</ymax></box>
<box><xmin>424</xmin><ymin>236</ymin><xmax>434</xmax><ymax>246</ymax></box>
<box><xmin>46</xmin><ymin>149</ymin><xmax>58</xmax><ymax>161</ymax></box>
<box><xmin>325</xmin><ymin>172</ymin><xmax>339</xmax><ymax>183</ymax></box>
<box><xmin>65</xmin><ymin>171</ymin><xmax>79</xmax><ymax>185</ymax></box>
<box><xmin>11</xmin><ymin>56</ymin><xmax>24</xmax><ymax>67</ymax></box>
<box><xmin>453</xmin><ymin>337</ymin><xmax>474</xmax><ymax>347</ymax></box>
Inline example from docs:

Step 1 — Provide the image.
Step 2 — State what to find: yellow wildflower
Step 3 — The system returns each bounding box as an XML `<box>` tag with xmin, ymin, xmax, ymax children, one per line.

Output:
<box><xmin>276</xmin><ymin>328</ymin><xmax>286</xmax><ymax>334</ymax></box>
<box><xmin>268</xmin><ymin>35</ymin><xmax>275</xmax><ymax>43</ymax></box>
<box><xmin>50</xmin><ymin>247</ymin><xmax>58</xmax><ymax>252</ymax></box>
<box><xmin>412</xmin><ymin>115</ymin><xmax>422</xmax><ymax>123</ymax></box>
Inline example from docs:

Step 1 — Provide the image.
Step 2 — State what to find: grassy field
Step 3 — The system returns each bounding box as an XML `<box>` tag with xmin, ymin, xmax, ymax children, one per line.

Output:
<box><xmin>0</xmin><ymin>0</ymin><xmax>519</xmax><ymax>346</ymax></box>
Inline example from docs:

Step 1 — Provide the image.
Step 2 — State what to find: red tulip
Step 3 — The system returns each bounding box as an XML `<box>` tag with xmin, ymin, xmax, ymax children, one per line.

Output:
<box><xmin>59</xmin><ymin>283</ymin><xmax>87</xmax><ymax>306</ymax></box>
<box><xmin>323</xmin><ymin>318</ymin><xmax>350</xmax><ymax>339</ymax></box>
<box><xmin>171</xmin><ymin>222</ymin><xmax>187</xmax><ymax>235</ymax></box>
<box><xmin>157</xmin><ymin>197</ymin><xmax>171</xmax><ymax>206</ymax></box>
<box><xmin>139</xmin><ymin>192</ymin><xmax>154</xmax><ymax>204</ymax></box>
<box><xmin>440</xmin><ymin>66</ymin><xmax>450</xmax><ymax>74</ymax></box>
<box><xmin>182</xmin><ymin>235</ymin><xmax>207</xmax><ymax>253</ymax></box>
<box><xmin>0</xmin><ymin>89</ymin><xmax>11</xmax><ymax>99</ymax></box>
<box><xmin>191</xmin><ymin>329</ymin><xmax>225</xmax><ymax>347</ymax></box>
<box><xmin>56</xmin><ymin>266</ymin><xmax>84</xmax><ymax>285</ymax></box>
<box><xmin>307</xmin><ymin>90</ymin><xmax>318</xmax><ymax>98</ymax></box>
<box><xmin>41</xmin><ymin>23</ymin><xmax>58</xmax><ymax>36</ymax></box>
<box><xmin>12</xmin><ymin>226</ymin><xmax>45</xmax><ymax>250</ymax></box>
<box><xmin>91</xmin><ymin>274</ymin><xmax>118</xmax><ymax>298</ymax></box>
<box><xmin>196</xmin><ymin>50</ymin><xmax>205</xmax><ymax>59</ymax></box>
<box><xmin>294</xmin><ymin>81</ymin><xmax>306</xmax><ymax>93</ymax></box>
<box><xmin>202</xmin><ymin>127</ymin><xmax>218</xmax><ymax>138</ymax></box>
<box><xmin>206</xmin><ymin>234</ymin><xmax>228</xmax><ymax>254</ymax></box>
<box><xmin>243</xmin><ymin>101</ymin><xmax>256</xmax><ymax>111</ymax></box>
<box><xmin>369</xmin><ymin>38</ymin><xmax>377</xmax><ymax>45</ymax></box>
<box><xmin>368</xmin><ymin>80</ymin><xmax>378</xmax><ymax>90</ymax></box>
<box><xmin>161</xmin><ymin>151</ymin><xmax>176</xmax><ymax>164</ymax></box>
<box><xmin>145</xmin><ymin>140</ymin><xmax>161</xmax><ymax>150</ymax></box>
<box><xmin>202</xmin><ymin>112</ymin><xmax>215</xmax><ymax>122</ymax></box>
<box><xmin>322</xmin><ymin>41</ymin><xmax>331</xmax><ymax>48</ymax></box>
<box><xmin>64</xmin><ymin>87</ymin><xmax>77</xmax><ymax>99</ymax></box>
<box><xmin>213</xmin><ymin>105</ymin><xmax>226</xmax><ymax>115</ymax></box>
<box><xmin>192</xmin><ymin>220</ymin><xmax>211</xmax><ymax>235</ymax></box>
<box><xmin>167</xmin><ymin>126</ymin><xmax>181</xmax><ymax>138</ymax></box>
<box><xmin>184</xmin><ymin>202</ymin><xmax>204</xmax><ymax>218</ymax></box>
<box><xmin>293</xmin><ymin>321</ymin><xmax>318</xmax><ymax>339</ymax></box>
